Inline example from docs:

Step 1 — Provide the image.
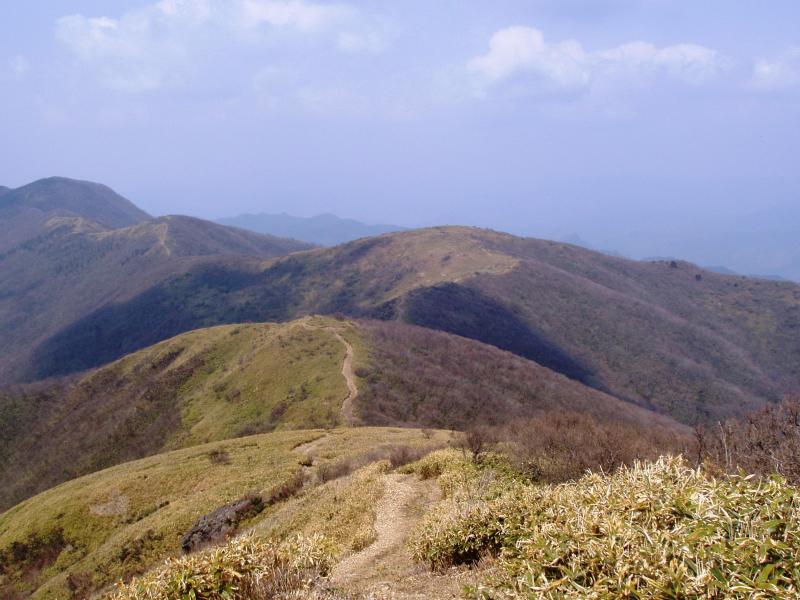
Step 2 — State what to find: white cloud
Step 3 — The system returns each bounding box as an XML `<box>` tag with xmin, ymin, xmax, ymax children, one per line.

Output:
<box><xmin>468</xmin><ymin>26</ymin><xmax>724</xmax><ymax>95</ymax></box>
<box><xmin>56</xmin><ymin>0</ymin><xmax>379</xmax><ymax>93</ymax></box>
<box><xmin>9</xmin><ymin>55</ymin><xmax>30</xmax><ymax>75</ymax></box>
<box><xmin>468</xmin><ymin>27</ymin><xmax>589</xmax><ymax>89</ymax></box>
<box><xmin>751</xmin><ymin>47</ymin><xmax>800</xmax><ymax>91</ymax></box>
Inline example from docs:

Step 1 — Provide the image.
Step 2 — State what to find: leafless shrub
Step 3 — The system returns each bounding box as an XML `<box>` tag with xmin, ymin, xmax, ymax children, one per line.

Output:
<box><xmin>497</xmin><ymin>411</ymin><xmax>685</xmax><ymax>483</ymax></box>
<box><xmin>264</xmin><ymin>470</ymin><xmax>308</xmax><ymax>505</ymax></box>
<box><xmin>316</xmin><ymin>459</ymin><xmax>355</xmax><ymax>483</ymax></box>
<box><xmin>699</xmin><ymin>396</ymin><xmax>800</xmax><ymax>482</ymax></box>
<box><xmin>387</xmin><ymin>445</ymin><xmax>428</xmax><ymax>469</ymax></box>
<box><xmin>458</xmin><ymin>426</ymin><xmax>497</xmax><ymax>464</ymax></box>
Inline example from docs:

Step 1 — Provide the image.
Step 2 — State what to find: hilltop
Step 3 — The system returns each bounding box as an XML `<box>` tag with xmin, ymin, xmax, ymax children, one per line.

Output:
<box><xmin>0</xmin><ymin>177</ymin><xmax>150</xmax><ymax>252</ymax></box>
<box><xmin>4</xmin><ymin>429</ymin><xmax>796</xmax><ymax>599</ymax></box>
<box><xmin>24</xmin><ymin>225</ymin><xmax>799</xmax><ymax>424</ymax></box>
<box><xmin>216</xmin><ymin>212</ymin><xmax>404</xmax><ymax>246</ymax></box>
<box><xmin>0</xmin><ymin>316</ymin><xmax>675</xmax><ymax>510</ymax></box>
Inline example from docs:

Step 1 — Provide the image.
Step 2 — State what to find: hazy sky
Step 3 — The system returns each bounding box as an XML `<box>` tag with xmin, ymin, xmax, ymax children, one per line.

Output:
<box><xmin>1</xmin><ymin>1</ymin><xmax>798</xmax><ymax>247</ymax></box>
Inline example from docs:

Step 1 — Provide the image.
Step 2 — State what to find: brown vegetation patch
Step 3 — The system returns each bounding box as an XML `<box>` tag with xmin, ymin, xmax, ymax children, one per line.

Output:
<box><xmin>698</xmin><ymin>396</ymin><xmax>800</xmax><ymax>483</ymax></box>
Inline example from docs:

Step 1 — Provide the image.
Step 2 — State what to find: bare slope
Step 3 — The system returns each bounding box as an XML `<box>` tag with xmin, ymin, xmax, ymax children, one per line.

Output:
<box><xmin>30</xmin><ymin>226</ymin><xmax>799</xmax><ymax>423</ymax></box>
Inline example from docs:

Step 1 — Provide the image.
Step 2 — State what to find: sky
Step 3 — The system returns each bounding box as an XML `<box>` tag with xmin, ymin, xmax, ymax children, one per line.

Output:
<box><xmin>1</xmin><ymin>1</ymin><xmax>799</xmax><ymax>272</ymax></box>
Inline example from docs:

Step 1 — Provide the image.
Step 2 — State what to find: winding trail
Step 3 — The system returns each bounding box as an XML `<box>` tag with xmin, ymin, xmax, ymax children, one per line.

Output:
<box><xmin>332</xmin><ymin>330</ymin><xmax>358</xmax><ymax>426</ymax></box>
<box><xmin>299</xmin><ymin>320</ymin><xmax>358</xmax><ymax>426</ymax></box>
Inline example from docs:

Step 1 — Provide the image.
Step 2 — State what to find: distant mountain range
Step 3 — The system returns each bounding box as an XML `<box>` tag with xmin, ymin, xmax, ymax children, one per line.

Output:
<box><xmin>580</xmin><ymin>202</ymin><xmax>800</xmax><ymax>283</ymax></box>
<box><xmin>216</xmin><ymin>212</ymin><xmax>405</xmax><ymax>246</ymax></box>
<box><xmin>1</xmin><ymin>177</ymin><xmax>798</xmax><ymax>427</ymax></box>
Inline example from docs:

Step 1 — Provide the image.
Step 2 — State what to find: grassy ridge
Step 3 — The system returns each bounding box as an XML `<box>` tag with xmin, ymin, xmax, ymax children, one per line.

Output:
<box><xmin>2</xmin><ymin>316</ymin><xmax>678</xmax><ymax>511</ymax></box>
<box><xmin>0</xmin><ymin>317</ymin><xmax>353</xmax><ymax>510</ymax></box>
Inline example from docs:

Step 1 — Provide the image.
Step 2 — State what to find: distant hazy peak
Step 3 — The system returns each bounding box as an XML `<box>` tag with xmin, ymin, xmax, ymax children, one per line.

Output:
<box><xmin>216</xmin><ymin>211</ymin><xmax>405</xmax><ymax>246</ymax></box>
<box><xmin>3</xmin><ymin>176</ymin><xmax>151</xmax><ymax>229</ymax></box>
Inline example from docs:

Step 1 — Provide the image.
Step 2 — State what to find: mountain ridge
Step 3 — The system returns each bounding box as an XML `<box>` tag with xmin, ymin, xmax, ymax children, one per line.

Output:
<box><xmin>0</xmin><ymin>182</ymin><xmax>314</xmax><ymax>384</ymax></box>
<box><xmin>0</xmin><ymin>316</ymin><xmax>680</xmax><ymax>510</ymax></box>
<box><xmin>17</xmin><ymin>224</ymin><xmax>799</xmax><ymax>424</ymax></box>
<box><xmin>216</xmin><ymin>211</ymin><xmax>405</xmax><ymax>246</ymax></box>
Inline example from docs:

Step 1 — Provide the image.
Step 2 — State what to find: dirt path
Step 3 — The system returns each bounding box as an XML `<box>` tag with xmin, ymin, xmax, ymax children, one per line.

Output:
<box><xmin>331</xmin><ymin>331</ymin><xmax>358</xmax><ymax>426</ymax></box>
<box><xmin>299</xmin><ymin>320</ymin><xmax>358</xmax><ymax>426</ymax></box>
<box><xmin>328</xmin><ymin>475</ymin><xmax>470</xmax><ymax>599</ymax></box>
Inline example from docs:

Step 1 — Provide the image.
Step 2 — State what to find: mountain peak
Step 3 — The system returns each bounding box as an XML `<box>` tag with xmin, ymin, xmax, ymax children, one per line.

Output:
<box><xmin>0</xmin><ymin>176</ymin><xmax>153</xmax><ymax>253</ymax></box>
<box><xmin>6</xmin><ymin>176</ymin><xmax>151</xmax><ymax>227</ymax></box>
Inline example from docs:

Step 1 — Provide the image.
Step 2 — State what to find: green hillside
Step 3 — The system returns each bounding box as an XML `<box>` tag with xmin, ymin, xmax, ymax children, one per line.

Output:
<box><xmin>0</xmin><ymin>317</ymin><xmax>360</xmax><ymax>509</ymax></box>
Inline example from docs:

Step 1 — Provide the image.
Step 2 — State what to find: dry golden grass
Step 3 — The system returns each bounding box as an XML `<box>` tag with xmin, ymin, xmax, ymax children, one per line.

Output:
<box><xmin>0</xmin><ymin>427</ymin><xmax>446</xmax><ymax>599</ymax></box>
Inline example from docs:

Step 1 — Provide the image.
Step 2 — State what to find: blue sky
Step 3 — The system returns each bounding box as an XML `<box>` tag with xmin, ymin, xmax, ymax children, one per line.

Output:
<box><xmin>1</xmin><ymin>1</ymin><xmax>798</xmax><ymax>261</ymax></box>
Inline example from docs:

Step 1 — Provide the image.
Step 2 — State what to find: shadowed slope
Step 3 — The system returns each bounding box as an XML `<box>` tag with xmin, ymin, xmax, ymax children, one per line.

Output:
<box><xmin>0</xmin><ymin>213</ymin><xmax>312</xmax><ymax>383</ymax></box>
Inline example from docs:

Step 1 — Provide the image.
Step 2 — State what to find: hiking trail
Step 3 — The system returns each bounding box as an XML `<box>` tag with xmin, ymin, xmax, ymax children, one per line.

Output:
<box><xmin>328</xmin><ymin>474</ymin><xmax>473</xmax><ymax>599</ymax></box>
<box><xmin>298</xmin><ymin>320</ymin><xmax>358</xmax><ymax>426</ymax></box>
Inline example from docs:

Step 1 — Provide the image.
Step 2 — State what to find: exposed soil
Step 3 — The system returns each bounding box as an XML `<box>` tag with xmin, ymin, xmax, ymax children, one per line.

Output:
<box><xmin>332</xmin><ymin>331</ymin><xmax>358</xmax><ymax>426</ymax></box>
<box><xmin>327</xmin><ymin>474</ymin><xmax>476</xmax><ymax>599</ymax></box>
<box><xmin>299</xmin><ymin>320</ymin><xmax>359</xmax><ymax>426</ymax></box>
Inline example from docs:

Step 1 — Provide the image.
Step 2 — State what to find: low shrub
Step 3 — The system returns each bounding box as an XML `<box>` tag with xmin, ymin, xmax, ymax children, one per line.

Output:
<box><xmin>316</xmin><ymin>459</ymin><xmax>354</xmax><ymax>483</ymax></box>
<box><xmin>264</xmin><ymin>470</ymin><xmax>309</xmax><ymax>505</ymax></box>
<box><xmin>106</xmin><ymin>534</ymin><xmax>332</xmax><ymax>600</ymax></box>
<box><xmin>411</xmin><ymin>456</ymin><xmax>800</xmax><ymax>598</ymax></box>
<box><xmin>387</xmin><ymin>444</ymin><xmax>430</xmax><ymax>469</ymax></box>
<box><xmin>206</xmin><ymin>448</ymin><xmax>230</xmax><ymax>465</ymax></box>
<box><xmin>498</xmin><ymin>411</ymin><xmax>686</xmax><ymax>483</ymax></box>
